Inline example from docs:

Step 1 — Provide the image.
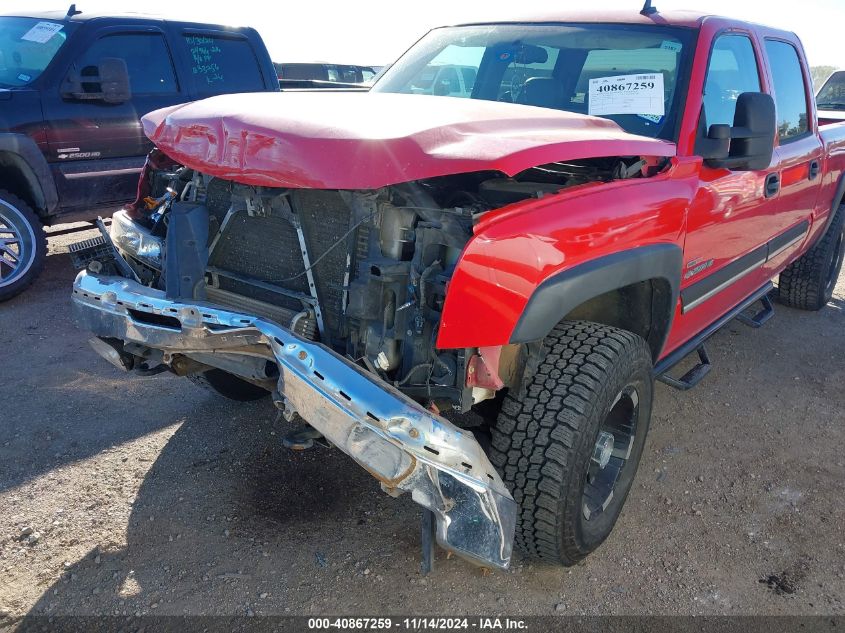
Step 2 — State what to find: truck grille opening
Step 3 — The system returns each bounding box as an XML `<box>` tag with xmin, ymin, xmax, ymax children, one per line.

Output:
<box><xmin>206</xmin><ymin>185</ymin><xmax>353</xmax><ymax>344</ymax></box>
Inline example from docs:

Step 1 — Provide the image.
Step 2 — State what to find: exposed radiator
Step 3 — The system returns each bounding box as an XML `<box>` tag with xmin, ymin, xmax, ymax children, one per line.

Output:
<box><xmin>204</xmin><ymin>185</ymin><xmax>354</xmax><ymax>343</ymax></box>
<box><xmin>294</xmin><ymin>190</ymin><xmax>353</xmax><ymax>337</ymax></box>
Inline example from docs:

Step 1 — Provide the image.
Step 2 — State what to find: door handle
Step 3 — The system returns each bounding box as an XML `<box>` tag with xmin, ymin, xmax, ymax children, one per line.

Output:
<box><xmin>809</xmin><ymin>160</ymin><xmax>820</xmax><ymax>180</ymax></box>
<box><xmin>765</xmin><ymin>173</ymin><xmax>780</xmax><ymax>198</ymax></box>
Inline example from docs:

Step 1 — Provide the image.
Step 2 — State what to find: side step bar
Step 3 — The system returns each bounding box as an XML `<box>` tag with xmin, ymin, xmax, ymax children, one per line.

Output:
<box><xmin>654</xmin><ymin>283</ymin><xmax>774</xmax><ymax>390</ymax></box>
<box><xmin>736</xmin><ymin>293</ymin><xmax>775</xmax><ymax>328</ymax></box>
<box><xmin>657</xmin><ymin>344</ymin><xmax>711</xmax><ymax>391</ymax></box>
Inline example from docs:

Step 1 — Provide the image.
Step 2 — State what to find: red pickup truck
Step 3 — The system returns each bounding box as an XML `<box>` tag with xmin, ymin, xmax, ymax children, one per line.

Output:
<box><xmin>70</xmin><ymin>9</ymin><xmax>845</xmax><ymax>571</ymax></box>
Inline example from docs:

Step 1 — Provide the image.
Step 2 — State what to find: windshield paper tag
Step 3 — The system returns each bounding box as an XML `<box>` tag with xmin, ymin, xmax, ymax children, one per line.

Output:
<box><xmin>589</xmin><ymin>73</ymin><xmax>665</xmax><ymax>117</ymax></box>
<box><xmin>21</xmin><ymin>22</ymin><xmax>64</xmax><ymax>44</ymax></box>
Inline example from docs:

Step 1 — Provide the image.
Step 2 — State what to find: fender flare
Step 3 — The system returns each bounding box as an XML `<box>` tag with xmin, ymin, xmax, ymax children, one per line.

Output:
<box><xmin>0</xmin><ymin>133</ymin><xmax>59</xmax><ymax>216</ymax></box>
<box><xmin>822</xmin><ymin>172</ymin><xmax>845</xmax><ymax>238</ymax></box>
<box><xmin>509</xmin><ymin>244</ymin><xmax>683</xmax><ymax>359</ymax></box>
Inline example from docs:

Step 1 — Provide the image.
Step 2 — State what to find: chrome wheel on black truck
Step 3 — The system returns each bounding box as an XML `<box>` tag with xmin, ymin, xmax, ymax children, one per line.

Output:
<box><xmin>0</xmin><ymin>190</ymin><xmax>47</xmax><ymax>302</ymax></box>
<box><xmin>490</xmin><ymin>321</ymin><xmax>653</xmax><ymax>565</ymax></box>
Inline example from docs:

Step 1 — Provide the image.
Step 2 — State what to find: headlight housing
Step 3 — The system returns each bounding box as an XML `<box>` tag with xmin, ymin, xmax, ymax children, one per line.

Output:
<box><xmin>110</xmin><ymin>210</ymin><xmax>163</xmax><ymax>270</ymax></box>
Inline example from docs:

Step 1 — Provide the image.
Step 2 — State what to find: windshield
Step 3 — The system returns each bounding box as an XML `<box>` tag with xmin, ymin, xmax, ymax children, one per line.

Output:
<box><xmin>817</xmin><ymin>71</ymin><xmax>845</xmax><ymax>110</ymax></box>
<box><xmin>0</xmin><ymin>17</ymin><xmax>76</xmax><ymax>87</ymax></box>
<box><xmin>373</xmin><ymin>23</ymin><xmax>694</xmax><ymax>140</ymax></box>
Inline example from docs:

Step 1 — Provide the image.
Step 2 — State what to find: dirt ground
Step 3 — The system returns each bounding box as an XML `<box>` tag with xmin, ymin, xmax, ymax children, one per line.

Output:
<box><xmin>0</xmin><ymin>224</ymin><xmax>843</xmax><ymax>623</ymax></box>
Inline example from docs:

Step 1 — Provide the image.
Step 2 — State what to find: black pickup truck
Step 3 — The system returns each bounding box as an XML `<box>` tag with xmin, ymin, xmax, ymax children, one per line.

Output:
<box><xmin>0</xmin><ymin>6</ymin><xmax>278</xmax><ymax>300</ymax></box>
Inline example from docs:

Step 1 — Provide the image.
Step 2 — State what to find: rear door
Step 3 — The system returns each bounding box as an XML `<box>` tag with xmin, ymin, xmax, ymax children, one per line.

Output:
<box><xmin>42</xmin><ymin>25</ymin><xmax>183</xmax><ymax>211</ymax></box>
<box><xmin>760</xmin><ymin>38</ymin><xmax>821</xmax><ymax>271</ymax></box>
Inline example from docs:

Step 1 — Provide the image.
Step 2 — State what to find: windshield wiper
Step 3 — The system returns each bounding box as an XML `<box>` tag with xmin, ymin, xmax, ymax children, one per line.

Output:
<box><xmin>817</xmin><ymin>102</ymin><xmax>845</xmax><ymax>109</ymax></box>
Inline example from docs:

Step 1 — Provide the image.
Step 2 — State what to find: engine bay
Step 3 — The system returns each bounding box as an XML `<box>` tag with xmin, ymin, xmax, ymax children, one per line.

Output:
<box><xmin>86</xmin><ymin>154</ymin><xmax>653</xmax><ymax>412</ymax></box>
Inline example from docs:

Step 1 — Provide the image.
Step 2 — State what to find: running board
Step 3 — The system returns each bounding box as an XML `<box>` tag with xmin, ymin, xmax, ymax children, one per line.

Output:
<box><xmin>657</xmin><ymin>344</ymin><xmax>711</xmax><ymax>391</ymax></box>
<box><xmin>654</xmin><ymin>282</ymin><xmax>774</xmax><ymax>391</ymax></box>
<box><xmin>736</xmin><ymin>293</ymin><xmax>775</xmax><ymax>328</ymax></box>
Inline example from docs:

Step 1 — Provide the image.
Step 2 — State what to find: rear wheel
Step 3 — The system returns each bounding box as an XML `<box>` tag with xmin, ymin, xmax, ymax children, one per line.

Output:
<box><xmin>779</xmin><ymin>205</ymin><xmax>845</xmax><ymax>310</ymax></box>
<box><xmin>187</xmin><ymin>369</ymin><xmax>270</xmax><ymax>401</ymax></box>
<box><xmin>0</xmin><ymin>190</ymin><xmax>47</xmax><ymax>302</ymax></box>
<box><xmin>490</xmin><ymin>321</ymin><xmax>653</xmax><ymax>565</ymax></box>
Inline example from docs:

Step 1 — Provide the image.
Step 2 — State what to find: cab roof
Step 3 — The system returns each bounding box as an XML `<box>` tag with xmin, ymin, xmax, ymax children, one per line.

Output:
<box><xmin>1</xmin><ymin>9</ymin><xmax>163</xmax><ymax>21</ymax></box>
<box><xmin>451</xmin><ymin>9</ymin><xmax>795</xmax><ymax>38</ymax></box>
<box><xmin>0</xmin><ymin>9</ymin><xmax>252</xmax><ymax>30</ymax></box>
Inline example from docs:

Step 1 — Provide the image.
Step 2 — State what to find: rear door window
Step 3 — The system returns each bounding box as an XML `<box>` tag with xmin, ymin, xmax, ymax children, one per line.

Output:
<box><xmin>183</xmin><ymin>33</ymin><xmax>265</xmax><ymax>95</ymax></box>
<box><xmin>765</xmin><ymin>39</ymin><xmax>810</xmax><ymax>142</ymax></box>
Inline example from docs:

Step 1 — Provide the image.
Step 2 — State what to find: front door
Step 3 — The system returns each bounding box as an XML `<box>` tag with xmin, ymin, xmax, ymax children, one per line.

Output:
<box><xmin>41</xmin><ymin>27</ymin><xmax>184</xmax><ymax>212</ymax></box>
<box><xmin>677</xmin><ymin>32</ymin><xmax>781</xmax><ymax>337</ymax></box>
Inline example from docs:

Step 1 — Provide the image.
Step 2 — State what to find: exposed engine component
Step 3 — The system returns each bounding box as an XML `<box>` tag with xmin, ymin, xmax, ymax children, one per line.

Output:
<box><xmin>477</xmin><ymin>179</ymin><xmax>564</xmax><ymax>206</ymax></box>
<box><xmin>114</xmin><ymin>154</ymin><xmax>652</xmax><ymax>412</ymax></box>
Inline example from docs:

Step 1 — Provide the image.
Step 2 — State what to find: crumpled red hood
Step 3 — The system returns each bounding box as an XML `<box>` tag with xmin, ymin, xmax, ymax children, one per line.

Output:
<box><xmin>142</xmin><ymin>92</ymin><xmax>676</xmax><ymax>189</ymax></box>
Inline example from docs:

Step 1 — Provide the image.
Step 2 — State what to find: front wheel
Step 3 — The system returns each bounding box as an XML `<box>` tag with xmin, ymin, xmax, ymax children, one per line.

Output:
<box><xmin>0</xmin><ymin>190</ymin><xmax>47</xmax><ymax>302</ymax></box>
<box><xmin>490</xmin><ymin>321</ymin><xmax>654</xmax><ymax>565</ymax></box>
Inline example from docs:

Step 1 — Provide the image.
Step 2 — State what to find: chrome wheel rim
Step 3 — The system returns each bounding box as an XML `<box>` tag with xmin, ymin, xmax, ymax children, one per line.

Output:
<box><xmin>0</xmin><ymin>200</ymin><xmax>37</xmax><ymax>288</ymax></box>
<box><xmin>582</xmin><ymin>386</ymin><xmax>640</xmax><ymax>522</ymax></box>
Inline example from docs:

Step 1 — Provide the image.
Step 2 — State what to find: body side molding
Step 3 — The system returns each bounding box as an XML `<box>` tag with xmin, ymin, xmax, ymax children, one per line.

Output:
<box><xmin>681</xmin><ymin>220</ymin><xmax>810</xmax><ymax>313</ymax></box>
<box><xmin>681</xmin><ymin>245</ymin><xmax>767</xmax><ymax>313</ymax></box>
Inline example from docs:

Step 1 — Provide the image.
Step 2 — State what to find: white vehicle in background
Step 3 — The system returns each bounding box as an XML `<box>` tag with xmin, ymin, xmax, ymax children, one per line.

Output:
<box><xmin>406</xmin><ymin>64</ymin><xmax>477</xmax><ymax>97</ymax></box>
<box><xmin>817</xmin><ymin>70</ymin><xmax>845</xmax><ymax>122</ymax></box>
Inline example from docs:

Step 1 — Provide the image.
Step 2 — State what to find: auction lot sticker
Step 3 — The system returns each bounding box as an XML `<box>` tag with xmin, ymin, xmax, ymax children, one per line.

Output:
<box><xmin>588</xmin><ymin>73</ymin><xmax>665</xmax><ymax>117</ymax></box>
<box><xmin>20</xmin><ymin>21</ymin><xmax>63</xmax><ymax>43</ymax></box>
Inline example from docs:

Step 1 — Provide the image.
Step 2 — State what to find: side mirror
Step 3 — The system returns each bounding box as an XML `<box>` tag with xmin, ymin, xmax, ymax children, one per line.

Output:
<box><xmin>729</xmin><ymin>92</ymin><xmax>777</xmax><ymax>170</ymax></box>
<box><xmin>61</xmin><ymin>57</ymin><xmax>132</xmax><ymax>104</ymax></box>
<box><xmin>700</xmin><ymin>92</ymin><xmax>776</xmax><ymax>171</ymax></box>
<box><xmin>698</xmin><ymin>123</ymin><xmax>731</xmax><ymax>162</ymax></box>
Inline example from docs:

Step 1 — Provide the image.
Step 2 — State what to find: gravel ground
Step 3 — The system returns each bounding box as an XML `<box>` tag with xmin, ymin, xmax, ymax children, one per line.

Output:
<box><xmin>0</xmin><ymin>224</ymin><xmax>843</xmax><ymax>622</ymax></box>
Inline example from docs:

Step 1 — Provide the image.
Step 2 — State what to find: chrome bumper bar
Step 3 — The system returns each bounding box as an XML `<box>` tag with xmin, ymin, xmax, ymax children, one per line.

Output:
<box><xmin>72</xmin><ymin>271</ymin><xmax>516</xmax><ymax>569</ymax></box>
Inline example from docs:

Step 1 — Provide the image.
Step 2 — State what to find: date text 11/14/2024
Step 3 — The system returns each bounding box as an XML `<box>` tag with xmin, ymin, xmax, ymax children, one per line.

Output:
<box><xmin>307</xmin><ymin>617</ymin><xmax>528</xmax><ymax>630</ymax></box>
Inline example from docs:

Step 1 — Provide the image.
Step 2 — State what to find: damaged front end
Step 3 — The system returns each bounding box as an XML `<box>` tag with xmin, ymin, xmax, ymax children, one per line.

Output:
<box><xmin>71</xmin><ymin>136</ymin><xmax>658</xmax><ymax>569</ymax></box>
<box><xmin>72</xmin><ymin>271</ymin><xmax>515</xmax><ymax>568</ymax></box>
<box><xmin>72</xmin><ymin>158</ymin><xmax>529</xmax><ymax>569</ymax></box>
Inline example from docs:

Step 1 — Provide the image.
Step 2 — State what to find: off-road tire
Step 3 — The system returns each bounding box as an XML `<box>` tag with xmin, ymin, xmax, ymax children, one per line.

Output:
<box><xmin>490</xmin><ymin>321</ymin><xmax>654</xmax><ymax>565</ymax></box>
<box><xmin>187</xmin><ymin>369</ymin><xmax>269</xmax><ymax>401</ymax></box>
<box><xmin>779</xmin><ymin>205</ymin><xmax>845</xmax><ymax>310</ymax></box>
<box><xmin>0</xmin><ymin>190</ymin><xmax>47</xmax><ymax>302</ymax></box>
